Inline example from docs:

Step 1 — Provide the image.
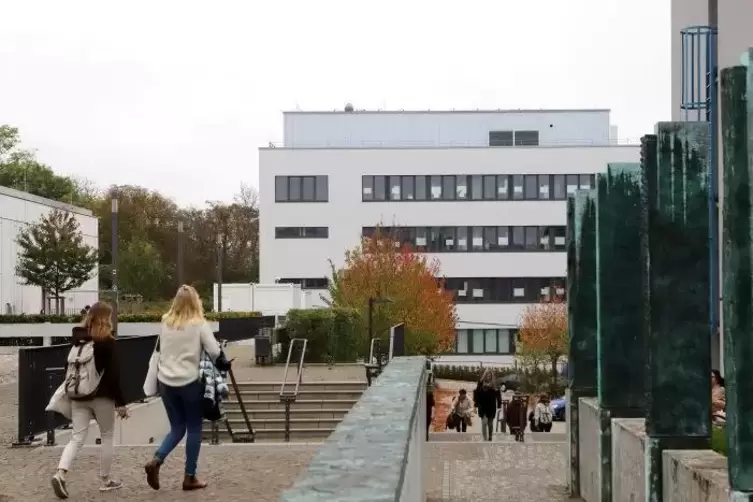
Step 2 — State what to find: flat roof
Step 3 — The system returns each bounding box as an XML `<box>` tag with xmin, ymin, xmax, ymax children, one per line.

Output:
<box><xmin>283</xmin><ymin>108</ymin><xmax>611</xmax><ymax>115</ymax></box>
<box><xmin>260</xmin><ymin>143</ymin><xmax>638</xmax><ymax>151</ymax></box>
<box><xmin>0</xmin><ymin>185</ymin><xmax>94</xmax><ymax>217</ymax></box>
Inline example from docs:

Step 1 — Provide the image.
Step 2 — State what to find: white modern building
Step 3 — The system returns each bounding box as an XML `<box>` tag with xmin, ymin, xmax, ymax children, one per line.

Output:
<box><xmin>259</xmin><ymin>109</ymin><xmax>639</xmax><ymax>359</ymax></box>
<box><xmin>0</xmin><ymin>185</ymin><xmax>99</xmax><ymax>314</ymax></box>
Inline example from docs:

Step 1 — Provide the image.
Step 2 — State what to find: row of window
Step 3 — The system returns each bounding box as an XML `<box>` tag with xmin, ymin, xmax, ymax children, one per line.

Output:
<box><xmin>275</xmin><ymin>227</ymin><xmax>329</xmax><ymax>239</ymax></box>
<box><xmin>362</xmin><ymin>226</ymin><xmax>566</xmax><ymax>252</ymax></box>
<box><xmin>361</xmin><ymin>173</ymin><xmax>596</xmax><ymax>202</ymax></box>
<box><xmin>278</xmin><ymin>278</ymin><xmax>330</xmax><ymax>289</ymax></box>
<box><xmin>275</xmin><ymin>176</ymin><xmax>329</xmax><ymax>202</ymax></box>
<box><xmin>444</xmin><ymin>277</ymin><xmax>566</xmax><ymax>303</ymax></box>
<box><xmin>489</xmin><ymin>130</ymin><xmax>539</xmax><ymax>147</ymax></box>
<box><xmin>455</xmin><ymin>329</ymin><xmax>518</xmax><ymax>355</ymax></box>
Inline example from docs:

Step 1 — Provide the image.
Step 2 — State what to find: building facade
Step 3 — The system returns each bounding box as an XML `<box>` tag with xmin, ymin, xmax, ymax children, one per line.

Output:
<box><xmin>259</xmin><ymin>109</ymin><xmax>639</xmax><ymax>360</ymax></box>
<box><xmin>0</xmin><ymin>186</ymin><xmax>99</xmax><ymax>314</ymax></box>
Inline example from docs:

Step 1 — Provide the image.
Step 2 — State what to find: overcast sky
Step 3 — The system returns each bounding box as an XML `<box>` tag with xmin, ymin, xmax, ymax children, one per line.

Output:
<box><xmin>0</xmin><ymin>0</ymin><xmax>670</xmax><ymax>207</ymax></box>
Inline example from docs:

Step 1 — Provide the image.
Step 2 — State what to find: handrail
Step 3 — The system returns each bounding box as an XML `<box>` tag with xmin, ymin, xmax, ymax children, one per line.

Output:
<box><xmin>279</xmin><ymin>338</ymin><xmax>307</xmax><ymax>442</ymax></box>
<box><xmin>280</xmin><ymin>338</ymin><xmax>307</xmax><ymax>398</ymax></box>
<box><xmin>368</xmin><ymin>338</ymin><xmax>378</xmax><ymax>364</ymax></box>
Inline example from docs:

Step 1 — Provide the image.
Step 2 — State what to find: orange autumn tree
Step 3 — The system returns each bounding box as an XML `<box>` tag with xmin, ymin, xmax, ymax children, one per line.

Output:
<box><xmin>328</xmin><ymin>227</ymin><xmax>457</xmax><ymax>355</ymax></box>
<box><xmin>517</xmin><ymin>294</ymin><xmax>568</xmax><ymax>390</ymax></box>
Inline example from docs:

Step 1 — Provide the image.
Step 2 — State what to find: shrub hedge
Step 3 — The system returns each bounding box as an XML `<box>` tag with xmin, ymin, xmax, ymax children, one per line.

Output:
<box><xmin>0</xmin><ymin>311</ymin><xmax>260</xmax><ymax>324</ymax></box>
<box><xmin>431</xmin><ymin>363</ymin><xmax>565</xmax><ymax>395</ymax></box>
<box><xmin>712</xmin><ymin>426</ymin><xmax>727</xmax><ymax>456</ymax></box>
<box><xmin>276</xmin><ymin>308</ymin><xmax>361</xmax><ymax>364</ymax></box>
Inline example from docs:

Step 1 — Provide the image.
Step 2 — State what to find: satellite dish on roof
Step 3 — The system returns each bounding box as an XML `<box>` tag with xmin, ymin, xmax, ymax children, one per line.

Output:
<box><xmin>345</xmin><ymin>103</ymin><xmax>354</xmax><ymax>112</ymax></box>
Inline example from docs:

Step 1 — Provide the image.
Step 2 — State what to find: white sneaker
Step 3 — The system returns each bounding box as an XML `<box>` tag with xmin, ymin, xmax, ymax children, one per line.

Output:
<box><xmin>51</xmin><ymin>473</ymin><xmax>69</xmax><ymax>499</ymax></box>
<box><xmin>100</xmin><ymin>479</ymin><xmax>123</xmax><ymax>492</ymax></box>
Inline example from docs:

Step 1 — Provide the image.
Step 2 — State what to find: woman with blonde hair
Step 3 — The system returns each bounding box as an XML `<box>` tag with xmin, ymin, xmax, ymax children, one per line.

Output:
<box><xmin>144</xmin><ymin>285</ymin><xmax>221</xmax><ymax>492</ymax></box>
<box><xmin>473</xmin><ymin>368</ymin><xmax>502</xmax><ymax>441</ymax></box>
<box><xmin>51</xmin><ymin>302</ymin><xmax>128</xmax><ymax>499</ymax></box>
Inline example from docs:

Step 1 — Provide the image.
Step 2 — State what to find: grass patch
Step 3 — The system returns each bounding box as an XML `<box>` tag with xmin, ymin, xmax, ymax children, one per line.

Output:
<box><xmin>712</xmin><ymin>426</ymin><xmax>727</xmax><ymax>456</ymax></box>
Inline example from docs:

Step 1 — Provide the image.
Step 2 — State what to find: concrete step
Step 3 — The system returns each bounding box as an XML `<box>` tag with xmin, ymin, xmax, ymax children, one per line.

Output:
<box><xmin>201</xmin><ymin>427</ymin><xmax>334</xmax><ymax>443</ymax></box>
<box><xmin>233</xmin><ymin>381</ymin><xmax>368</xmax><ymax>393</ymax></box>
<box><xmin>225</xmin><ymin>408</ymin><xmax>349</xmax><ymax>421</ymax></box>
<box><xmin>429</xmin><ymin>431</ymin><xmax>567</xmax><ymax>443</ymax></box>
<box><xmin>228</xmin><ymin>399</ymin><xmax>359</xmax><ymax>411</ymax></box>
<box><xmin>205</xmin><ymin>418</ymin><xmax>341</xmax><ymax>430</ymax></box>
<box><xmin>232</xmin><ymin>390</ymin><xmax>364</xmax><ymax>401</ymax></box>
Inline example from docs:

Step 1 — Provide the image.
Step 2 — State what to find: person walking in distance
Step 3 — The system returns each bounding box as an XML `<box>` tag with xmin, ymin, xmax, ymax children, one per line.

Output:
<box><xmin>144</xmin><ymin>285</ymin><xmax>222</xmax><ymax>491</ymax></box>
<box><xmin>534</xmin><ymin>393</ymin><xmax>554</xmax><ymax>432</ymax></box>
<box><xmin>451</xmin><ymin>389</ymin><xmax>473</xmax><ymax>432</ymax></box>
<box><xmin>51</xmin><ymin>302</ymin><xmax>129</xmax><ymax>499</ymax></box>
<box><xmin>474</xmin><ymin>369</ymin><xmax>502</xmax><ymax>441</ymax></box>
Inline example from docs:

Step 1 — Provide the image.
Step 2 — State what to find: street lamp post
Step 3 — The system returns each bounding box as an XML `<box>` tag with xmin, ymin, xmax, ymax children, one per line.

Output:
<box><xmin>111</xmin><ymin>197</ymin><xmax>119</xmax><ymax>336</ymax></box>
<box><xmin>177</xmin><ymin>220</ymin><xmax>185</xmax><ymax>287</ymax></box>
<box><xmin>368</xmin><ymin>296</ymin><xmax>392</xmax><ymax>365</ymax></box>
<box><xmin>216</xmin><ymin>233</ymin><xmax>223</xmax><ymax>313</ymax></box>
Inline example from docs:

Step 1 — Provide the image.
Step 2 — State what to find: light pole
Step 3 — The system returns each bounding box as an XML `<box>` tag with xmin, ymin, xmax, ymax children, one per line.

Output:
<box><xmin>177</xmin><ymin>220</ymin><xmax>185</xmax><ymax>287</ymax></box>
<box><xmin>111</xmin><ymin>197</ymin><xmax>119</xmax><ymax>336</ymax></box>
<box><xmin>216</xmin><ymin>232</ymin><xmax>223</xmax><ymax>313</ymax></box>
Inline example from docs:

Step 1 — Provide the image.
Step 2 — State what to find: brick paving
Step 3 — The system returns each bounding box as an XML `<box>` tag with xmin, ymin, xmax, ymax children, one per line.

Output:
<box><xmin>425</xmin><ymin>441</ymin><xmax>573</xmax><ymax>501</ymax></box>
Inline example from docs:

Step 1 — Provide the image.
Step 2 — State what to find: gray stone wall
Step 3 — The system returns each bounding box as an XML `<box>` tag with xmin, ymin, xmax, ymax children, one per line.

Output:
<box><xmin>280</xmin><ymin>356</ymin><xmax>428</xmax><ymax>502</ymax></box>
<box><xmin>578</xmin><ymin>397</ymin><xmax>601</xmax><ymax>502</ymax></box>
<box><xmin>662</xmin><ymin>450</ymin><xmax>729</xmax><ymax>501</ymax></box>
<box><xmin>612</xmin><ymin>418</ymin><xmax>646</xmax><ymax>502</ymax></box>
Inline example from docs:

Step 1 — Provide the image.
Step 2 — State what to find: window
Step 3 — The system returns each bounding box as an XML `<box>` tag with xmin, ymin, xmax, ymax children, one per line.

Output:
<box><xmin>276</xmin><ymin>176</ymin><xmax>329</xmax><ymax>202</ymax></box>
<box><xmin>471</xmin><ymin>175</ymin><xmax>483</xmax><ymax>200</ymax></box>
<box><xmin>483</xmin><ymin>175</ymin><xmax>496</xmax><ymax>200</ymax></box>
<box><xmin>524</xmin><ymin>175</ymin><xmax>538</xmax><ymax>199</ymax></box>
<box><xmin>553</xmin><ymin>226</ymin><xmax>566</xmax><ymax>250</ymax></box>
<box><xmin>512</xmin><ymin>226</ymin><xmax>525</xmax><ymax>249</ymax></box>
<box><xmin>374</xmin><ymin>176</ymin><xmax>386</xmax><ymax>201</ymax></box>
<box><xmin>278</xmin><ymin>278</ymin><xmax>329</xmax><ymax>289</ymax></box>
<box><xmin>302</xmin><ymin>176</ymin><xmax>315</xmax><ymax>201</ymax></box>
<box><xmin>489</xmin><ymin>130</ymin><xmax>513</xmax><ymax>147</ymax></box>
<box><xmin>553</xmin><ymin>175</ymin><xmax>566</xmax><ymax>200</ymax></box>
<box><xmin>525</xmin><ymin>226</ymin><xmax>538</xmax><ymax>249</ymax></box>
<box><xmin>512</xmin><ymin>175</ymin><xmax>524</xmax><ymax>200</ymax></box>
<box><xmin>430</xmin><ymin>176</ymin><xmax>442</xmax><ymax>200</ymax></box>
<box><xmin>538</xmin><ymin>175</ymin><xmax>550</xmax><ymax>199</ymax></box>
<box><xmin>448</xmin><ymin>277</ymin><xmax>567</xmax><ymax>304</ymax></box>
<box><xmin>415</xmin><ymin>227</ymin><xmax>428</xmax><ymax>251</ymax></box>
<box><xmin>515</xmin><ymin>130</ymin><xmax>539</xmax><ymax>146</ymax></box>
<box><xmin>483</xmin><ymin>226</ymin><xmax>496</xmax><ymax>251</ymax></box>
<box><xmin>362</xmin><ymin>176</ymin><xmax>374</xmax><ymax>201</ymax></box>
<box><xmin>497</xmin><ymin>175</ymin><xmax>509</xmax><ymax>200</ymax></box>
<box><xmin>456</xmin><ymin>330</ymin><xmax>469</xmax><ymax>353</ymax></box>
<box><xmin>579</xmin><ymin>174</ymin><xmax>592</xmax><ymax>190</ymax></box>
<box><xmin>538</xmin><ymin>227</ymin><xmax>552</xmax><ymax>250</ymax></box>
<box><xmin>455</xmin><ymin>175</ymin><xmax>468</xmax><ymax>199</ymax></box>
<box><xmin>390</xmin><ymin>177</ymin><xmax>401</xmax><ymax>200</ymax></box>
<box><xmin>275</xmin><ymin>227</ymin><xmax>329</xmax><ymax>239</ymax></box>
<box><xmin>452</xmin><ymin>328</ymin><xmax>518</xmax><ymax>354</ymax></box>
<box><xmin>402</xmin><ymin>176</ymin><xmax>414</xmax><ymax>200</ymax></box>
<box><xmin>415</xmin><ymin>176</ymin><xmax>427</xmax><ymax>200</ymax></box>
<box><xmin>440</xmin><ymin>226</ymin><xmax>456</xmax><ymax>251</ymax></box>
<box><xmin>442</xmin><ymin>176</ymin><xmax>456</xmax><ymax>201</ymax></box>
<box><xmin>275</xmin><ymin>176</ymin><xmax>289</xmax><ymax>201</ymax></box>
<box><xmin>566</xmin><ymin>174</ymin><xmax>579</xmax><ymax>195</ymax></box>
<box><xmin>428</xmin><ymin>227</ymin><xmax>441</xmax><ymax>252</ymax></box>
<box><xmin>471</xmin><ymin>227</ymin><xmax>483</xmax><ymax>251</ymax></box>
<box><xmin>457</xmin><ymin>226</ymin><xmax>468</xmax><ymax>251</ymax></box>
<box><xmin>497</xmin><ymin>226</ymin><xmax>509</xmax><ymax>248</ymax></box>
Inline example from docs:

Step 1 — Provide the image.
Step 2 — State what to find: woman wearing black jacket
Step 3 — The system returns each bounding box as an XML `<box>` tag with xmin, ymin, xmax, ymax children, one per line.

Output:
<box><xmin>473</xmin><ymin>369</ymin><xmax>502</xmax><ymax>441</ymax></box>
<box><xmin>52</xmin><ymin>302</ymin><xmax>129</xmax><ymax>499</ymax></box>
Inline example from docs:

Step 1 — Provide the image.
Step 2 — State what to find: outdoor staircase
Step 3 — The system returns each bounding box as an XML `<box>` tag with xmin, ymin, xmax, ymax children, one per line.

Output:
<box><xmin>202</xmin><ymin>380</ymin><xmax>367</xmax><ymax>443</ymax></box>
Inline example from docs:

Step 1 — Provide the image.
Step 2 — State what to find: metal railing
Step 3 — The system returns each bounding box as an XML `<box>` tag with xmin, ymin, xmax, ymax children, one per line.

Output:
<box><xmin>208</xmin><ymin>339</ymin><xmax>256</xmax><ymax>444</ymax></box>
<box><xmin>279</xmin><ymin>338</ymin><xmax>307</xmax><ymax>442</ymax></box>
<box><xmin>364</xmin><ymin>337</ymin><xmax>384</xmax><ymax>386</ymax></box>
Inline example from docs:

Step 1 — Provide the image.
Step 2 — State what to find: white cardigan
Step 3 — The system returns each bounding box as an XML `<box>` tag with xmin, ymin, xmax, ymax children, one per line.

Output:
<box><xmin>157</xmin><ymin>320</ymin><xmax>221</xmax><ymax>387</ymax></box>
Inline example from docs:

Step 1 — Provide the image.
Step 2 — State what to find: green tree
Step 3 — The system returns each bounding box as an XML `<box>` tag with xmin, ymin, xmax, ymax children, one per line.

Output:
<box><xmin>118</xmin><ymin>240</ymin><xmax>166</xmax><ymax>300</ymax></box>
<box><xmin>16</xmin><ymin>209</ymin><xmax>98</xmax><ymax>312</ymax></box>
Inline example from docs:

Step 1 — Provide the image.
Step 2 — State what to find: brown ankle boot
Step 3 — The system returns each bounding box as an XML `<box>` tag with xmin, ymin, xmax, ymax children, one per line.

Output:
<box><xmin>182</xmin><ymin>474</ymin><xmax>208</xmax><ymax>491</ymax></box>
<box><xmin>144</xmin><ymin>459</ymin><xmax>161</xmax><ymax>490</ymax></box>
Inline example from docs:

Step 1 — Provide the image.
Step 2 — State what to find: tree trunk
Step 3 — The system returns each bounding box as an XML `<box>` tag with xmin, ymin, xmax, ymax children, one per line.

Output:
<box><xmin>550</xmin><ymin>355</ymin><xmax>559</xmax><ymax>392</ymax></box>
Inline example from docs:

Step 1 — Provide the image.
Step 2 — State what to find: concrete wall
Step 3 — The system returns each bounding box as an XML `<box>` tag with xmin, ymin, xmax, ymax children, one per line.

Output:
<box><xmin>662</xmin><ymin>449</ymin><xmax>729</xmax><ymax>501</ymax></box>
<box><xmin>578</xmin><ymin>397</ymin><xmax>601</xmax><ymax>501</ymax></box>
<box><xmin>611</xmin><ymin>419</ymin><xmax>646</xmax><ymax>502</ymax></box>
<box><xmin>281</xmin><ymin>356</ymin><xmax>428</xmax><ymax>502</ymax></box>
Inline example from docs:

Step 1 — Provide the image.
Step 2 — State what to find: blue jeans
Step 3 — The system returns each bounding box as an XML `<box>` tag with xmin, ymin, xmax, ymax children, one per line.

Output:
<box><xmin>154</xmin><ymin>380</ymin><xmax>203</xmax><ymax>475</ymax></box>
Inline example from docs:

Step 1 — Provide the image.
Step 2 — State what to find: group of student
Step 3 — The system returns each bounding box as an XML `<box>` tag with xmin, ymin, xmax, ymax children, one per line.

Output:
<box><xmin>427</xmin><ymin>368</ymin><xmax>555</xmax><ymax>441</ymax></box>
<box><xmin>47</xmin><ymin>285</ymin><xmax>226</xmax><ymax>499</ymax></box>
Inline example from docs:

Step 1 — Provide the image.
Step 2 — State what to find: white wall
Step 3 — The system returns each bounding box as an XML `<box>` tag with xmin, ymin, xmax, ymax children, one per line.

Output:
<box><xmin>283</xmin><ymin>110</ymin><xmax>613</xmax><ymax>148</ymax></box>
<box><xmin>0</xmin><ymin>186</ymin><xmax>99</xmax><ymax>315</ymax></box>
<box><xmin>212</xmin><ymin>283</ymin><xmax>330</xmax><ymax>314</ymax></box>
<box><xmin>259</xmin><ymin>146</ymin><xmax>638</xmax><ymax>331</ymax></box>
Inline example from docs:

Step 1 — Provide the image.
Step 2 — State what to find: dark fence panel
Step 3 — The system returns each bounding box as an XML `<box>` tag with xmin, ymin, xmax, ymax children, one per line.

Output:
<box><xmin>16</xmin><ymin>334</ymin><xmax>158</xmax><ymax>443</ymax></box>
<box><xmin>218</xmin><ymin>316</ymin><xmax>276</xmax><ymax>342</ymax></box>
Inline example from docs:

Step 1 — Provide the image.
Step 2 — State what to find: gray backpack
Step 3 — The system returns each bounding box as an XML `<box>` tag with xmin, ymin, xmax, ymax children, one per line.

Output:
<box><xmin>64</xmin><ymin>341</ymin><xmax>104</xmax><ymax>399</ymax></box>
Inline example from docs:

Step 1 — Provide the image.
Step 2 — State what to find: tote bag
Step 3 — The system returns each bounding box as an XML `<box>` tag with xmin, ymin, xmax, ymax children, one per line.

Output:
<box><xmin>142</xmin><ymin>337</ymin><xmax>160</xmax><ymax>397</ymax></box>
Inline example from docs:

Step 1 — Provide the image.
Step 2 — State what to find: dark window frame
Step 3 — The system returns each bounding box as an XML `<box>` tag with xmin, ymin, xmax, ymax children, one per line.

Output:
<box><xmin>276</xmin><ymin>175</ymin><xmax>329</xmax><ymax>203</ymax></box>
<box><xmin>275</xmin><ymin>226</ymin><xmax>329</xmax><ymax>239</ymax></box>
